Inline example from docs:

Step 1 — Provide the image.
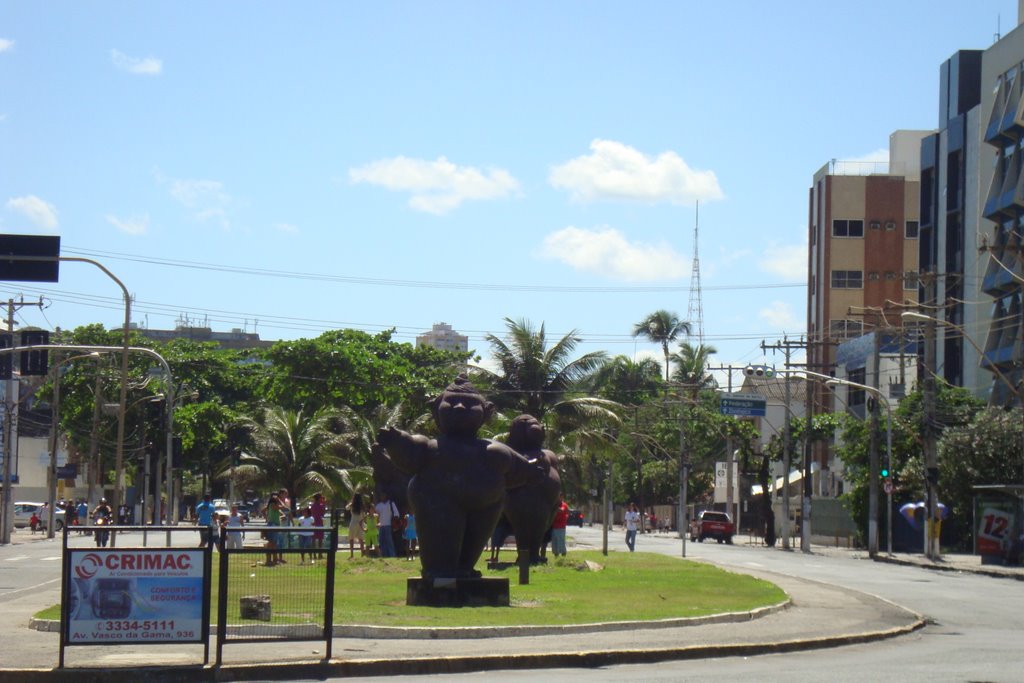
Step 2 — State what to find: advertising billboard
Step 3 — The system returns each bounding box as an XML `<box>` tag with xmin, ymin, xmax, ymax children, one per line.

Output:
<box><xmin>65</xmin><ymin>549</ymin><xmax>206</xmax><ymax>644</ymax></box>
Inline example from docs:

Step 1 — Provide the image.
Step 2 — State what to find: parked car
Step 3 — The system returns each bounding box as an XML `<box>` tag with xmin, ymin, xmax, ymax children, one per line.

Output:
<box><xmin>14</xmin><ymin>502</ymin><xmax>65</xmax><ymax>531</ymax></box>
<box><xmin>690</xmin><ymin>510</ymin><xmax>734</xmax><ymax>544</ymax></box>
<box><xmin>567</xmin><ymin>509</ymin><xmax>585</xmax><ymax>526</ymax></box>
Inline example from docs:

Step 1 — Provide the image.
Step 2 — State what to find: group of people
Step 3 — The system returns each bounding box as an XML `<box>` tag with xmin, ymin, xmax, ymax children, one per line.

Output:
<box><xmin>346</xmin><ymin>491</ymin><xmax>417</xmax><ymax>560</ymax></box>
<box><xmin>193</xmin><ymin>489</ymin><xmax>328</xmax><ymax>566</ymax></box>
<box><xmin>489</xmin><ymin>495</ymin><xmax>571</xmax><ymax>562</ymax></box>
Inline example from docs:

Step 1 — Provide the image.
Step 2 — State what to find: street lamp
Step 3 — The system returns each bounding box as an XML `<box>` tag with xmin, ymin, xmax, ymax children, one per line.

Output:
<box><xmin>826</xmin><ymin>377</ymin><xmax>893</xmax><ymax>557</ymax></box>
<box><xmin>45</xmin><ymin>351</ymin><xmax>102</xmax><ymax>538</ymax></box>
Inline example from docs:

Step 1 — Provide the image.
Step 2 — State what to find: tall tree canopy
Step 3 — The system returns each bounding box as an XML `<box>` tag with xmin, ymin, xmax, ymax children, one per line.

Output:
<box><xmin>479</xmin><ymin>317</ymin><xmax>609</xmax><ymax>420</ymax></box>
<box><xmin>632</xmin><ymin>310</ymin><xmax>690</xmax><ymax>382</ymax></box>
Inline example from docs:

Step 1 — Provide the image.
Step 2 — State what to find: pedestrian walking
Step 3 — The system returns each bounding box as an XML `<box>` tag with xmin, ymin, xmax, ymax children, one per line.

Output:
<box><xmin>624</xmin><ymin>502</ymin><xmax>641</xmax><ymax>552</ymax></box>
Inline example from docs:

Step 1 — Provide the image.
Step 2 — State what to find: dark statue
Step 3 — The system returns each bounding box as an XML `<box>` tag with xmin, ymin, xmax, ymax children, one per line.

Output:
<box><xmin>375</xmin><ymin>376</ymin><xmax>542</xmax><ymax>580</ymax></box>
<box><xmin>503</xmin><ymin>414</ymin><xmax>561</xmax><ymax>564</ymax></box>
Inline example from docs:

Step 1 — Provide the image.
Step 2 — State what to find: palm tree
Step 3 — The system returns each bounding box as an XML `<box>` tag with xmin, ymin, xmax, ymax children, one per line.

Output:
<box><xmin>234</xmin><ymin>406</ymin><xmax>363</xmax><ymax>512</ymax></box>
<box><xmin>632</xmin><ymin>310</ymin><xmax>691</xmax><ymax>382</ymax></box>
<box><xmin>670</xmin><ymin>342</ymin><xmax>718</xmax><ymax>393</ymax></box>
<box><xmin>480</xmin><ymin>317</ymin><xmax>611</xmax><ymax>420</ymax></box>
<box><xmin>590</xmin><ymin>355</ymin><xmax>663</xmax><ymax>406</ymax></box>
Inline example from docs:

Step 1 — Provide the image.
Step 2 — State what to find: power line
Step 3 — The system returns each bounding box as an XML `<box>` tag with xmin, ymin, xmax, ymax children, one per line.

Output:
<box><xmin>63</xmin><ymin>246</ymin><xmax>803</xmax><ymax>294</ymax></box>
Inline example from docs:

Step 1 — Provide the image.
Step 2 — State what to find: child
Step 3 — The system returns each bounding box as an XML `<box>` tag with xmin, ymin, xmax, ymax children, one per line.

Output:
<box><xmin>29</xmin><ymin>511</ymin><xmax>40</xmax><ymax>534</ymax></box>
<box><xmin>404</xmin><ymin>512</ymin><xmax>418</xmax><ymax>560</ymax></box>
<box><xmin>363</xmin><ymin>510</ymin><xmax>378</xmax><ymax>557</ymax></box>
<box><xmin>298</xmin><ymin>507</ymin><xmax>315</xmax><ymax>564</ymax></box>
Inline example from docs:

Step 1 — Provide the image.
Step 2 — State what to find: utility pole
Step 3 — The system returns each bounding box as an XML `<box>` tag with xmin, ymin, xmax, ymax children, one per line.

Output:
<box><xmin>679</xmin><ymin>402</ymin><xmax>689</xmax><ymax>558</ymax></box>
<box><xmin>762</xmin><ymin>337</ymin><xmax>808</xmax><ymax>551</ymax></box>
<box><xmin>0</xmin><ymin>296</ymin><xmax>45</xmax><ymax>545</ymax></box>
<box><xmin>922</xmin><ymin>316</ymin><xmax>940</xmax><ymax>560</ymax></box>
<box><xmin>867</xmin><ymin>333</ymin><xmax>882</xmax><ymax>557</ymax></box>
<box><xmin>709</xmin><ymin>364</ymin><xmax>748</xmax><ymax>530</ymax></box>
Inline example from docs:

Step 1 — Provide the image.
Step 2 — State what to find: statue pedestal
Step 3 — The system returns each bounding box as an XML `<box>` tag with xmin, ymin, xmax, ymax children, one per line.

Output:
<box><xmin>406</xmin><ymin>576</ymin><xmax>510</xmax><ymax>607</ymax></box>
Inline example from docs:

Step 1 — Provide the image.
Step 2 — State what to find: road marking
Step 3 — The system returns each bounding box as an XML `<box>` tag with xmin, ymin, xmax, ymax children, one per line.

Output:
<box><xmin>43</xmin><ymin>556</ymin><xmax>62</xmax><ymax>561</ymax></box>
<box><xmin>744</xmin><ymin>561</ymin><xmax>765</xmax><ymax>568</ymax></box>
<box><xmin>3</xmin><ymin>555</ymin><xmax>29</xmax><ymax>562</ymax></box>
<box><xmin>0</xmin><ymin>577</ymin><xmax>60</xmax><ymax>597</ymax></box>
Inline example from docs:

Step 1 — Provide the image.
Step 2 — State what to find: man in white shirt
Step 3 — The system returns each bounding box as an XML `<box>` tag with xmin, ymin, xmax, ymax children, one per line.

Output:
<box><xmin>624</xmin><ymin>502</ymin><xmax>641</xmax><ymax>552</ymax></box>
<box><xmin>375</xmin><ymin>493</ymin><xmax>399</xmax><ymax>558</ymax></box>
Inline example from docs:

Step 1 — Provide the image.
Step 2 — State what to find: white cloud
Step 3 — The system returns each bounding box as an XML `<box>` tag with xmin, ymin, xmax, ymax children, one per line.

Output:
<box><xmin>549</xmin><ymin>139</ymin><xmax>724</xmax><ymax>204</ymax></box>
<box><xmin>348</xmin><ymin>156</ymin><xmax>520</xmax><ymax>214</ymax></box>
<box><xmin>6</xmin><ymin>195</ymin><xmax>58</xmax><ymax>230</ymax></box>
<box><xmin>274</xmin><ymin>222</ymin><xmax>299</xmax><ymax>234</ymax></box>
<box><xmin>0</xmin><ymin>39</ymin><xmax>14</xmax><ymax>53</ymax></box>
<box><xmin>760</xmin><ymin>240</ymin><xmax>807</xmax><ymax>280</ymax></box>
<box><xmin>106</xmin><ymin>213</ymin><xmax>149</xmax><ymax>236</ymax></box>
<box><xmin>110</xmin><ymin>49</ymin><xmax>162</xmax><ymax>76</ymax></box>
<box><xmin>757</xmin><ymin>300</ymin><xmax>802</xmax><ymax>331</ymax></box>
<box><xmin>156</xmin><ymin>173</ymin><xmax>232</xmax><ymax>229</ymax></box>
<box><xmin>849</xmin><ymin>148</ymin><xmax>889</xmax><ymax>164</ymax></box>
<box><xmin>538</xmin><ymin>226</ymin><xmax>688</xmax><ymax>281</ymax></box>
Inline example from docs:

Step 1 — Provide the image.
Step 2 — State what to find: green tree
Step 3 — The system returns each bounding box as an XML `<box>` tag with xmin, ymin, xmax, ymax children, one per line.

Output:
<box><xmin>233</xmin><ymin>406</ymin><xmax>366</xmax><ymax>512</ymax></box>
<box><xmin>258</xmin><ymin>329</ymin><xmax>467</xmax><ymax>414</ymax></box>
<box><xmin>631</xmin><ymin>310</ymin><xmax>690</xmax><ymax>382</ymax></box>
<box><xmin>590</xmin><ymin>355</ymin><xmax>663</xmax><ymax>406</ymax></box>
<box><xmin>937</xmin><ymin>406</ymin><xmax>1024</xmax><ymax>548</ymax></box>
<box><xmin>479</xmin><ymin>317</ymin><xmax>611</xmax><ymax>421</ymax></box>
<box><xmin>670</xmin><ymin>343</ymin><xmax>718</xmax><ymax>391</ymax></box>
<box><xmin>835</xmin><ymin>382</ymin><xmax>984</xmax><ymax>547</ymax></box>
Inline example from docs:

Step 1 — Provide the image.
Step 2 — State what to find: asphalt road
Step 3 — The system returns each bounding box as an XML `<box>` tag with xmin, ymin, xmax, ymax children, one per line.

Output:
<box><xmin>313</xmin><ymin>526</ymin><xmax>1024</xmax><ymax>683</ymax></box>
<box><xmin>3</xmin><ymin>525</ymin><xmax>1023</xmax><ymax>682</ymax></box>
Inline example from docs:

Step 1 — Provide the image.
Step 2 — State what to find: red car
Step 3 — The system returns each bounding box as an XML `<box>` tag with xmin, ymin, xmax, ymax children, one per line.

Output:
<box><xmin>690</xmin><ymin>510</ymin><xmax>735</xmax><ymax>544</ymax></box>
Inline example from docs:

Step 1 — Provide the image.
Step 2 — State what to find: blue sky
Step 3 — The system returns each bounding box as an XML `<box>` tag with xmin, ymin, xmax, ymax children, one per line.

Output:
<box><xmin>0</xmin><ymin>2</ymin><xmax>1017</xmax><ymax>380</ymax></box>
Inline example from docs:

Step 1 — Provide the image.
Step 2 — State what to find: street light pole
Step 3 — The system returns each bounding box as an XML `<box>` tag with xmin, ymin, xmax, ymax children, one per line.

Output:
<box><xmin>45</xmin><ymin>351</ymin><xmax>101</xmax><ymax>539</ymax></box>
<box><xmin>827</xmin><ymin>377</ymin><xmax>893</xmax><ymax>558</ymax></box>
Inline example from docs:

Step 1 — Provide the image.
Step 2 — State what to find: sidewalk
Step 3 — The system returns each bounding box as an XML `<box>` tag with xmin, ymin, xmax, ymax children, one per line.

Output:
<box><xmin>2</xmin><ymin>531</ymin><xmax>1017</xmax><ymax>681</ymax></box>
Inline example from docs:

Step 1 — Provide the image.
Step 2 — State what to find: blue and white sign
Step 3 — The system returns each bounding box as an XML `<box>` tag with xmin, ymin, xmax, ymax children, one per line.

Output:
<box><xmin>719</xmin><ymin>393</ymin><xmax>767</xmax><ymax>417</ymax></box>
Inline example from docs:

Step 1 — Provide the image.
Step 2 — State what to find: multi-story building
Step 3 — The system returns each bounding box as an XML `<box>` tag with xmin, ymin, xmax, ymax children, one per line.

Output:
<box><xmin>806</xmin><ymin>132</ymin><xmax>926</xmax><ymax>489</ymax></box>
<box><xmin>415</xmin><ymin>322</ymin><xmax>468</xmax><ymax>353</ymax></box>
<box><xmin>980</xmin><ymin>24</ymin><xmax>1024</xmax><ymax>406</ymax></box>
<box><xmin>807</xmin><ymin>131</ymin><xmax>926</xmax><ymax>415</ymax></box>
<box><xmin>919</xmin><ymin>50</ymin><xmax>990</xmax><ymax>397</ymax></box>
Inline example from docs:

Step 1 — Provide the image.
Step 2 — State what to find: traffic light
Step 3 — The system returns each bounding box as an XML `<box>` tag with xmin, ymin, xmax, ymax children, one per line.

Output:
<box><xmin>880</xmin><ymin>466</ymin><xmax>890</xmax><ymax>478</ymax></box>
<box><xmin>0</xmin><ymin>333</ymin><xmax>11</xmax><ymax>380</ymax></box>
<box><xmin>743</xmin><ymin>365</ymin><xmax>776</xmax><ymax>378</ymax></box>
<box><xmin>19</xmin><ymin>330</ymin><xmax>49</xmax><ymax>376</ymax></box>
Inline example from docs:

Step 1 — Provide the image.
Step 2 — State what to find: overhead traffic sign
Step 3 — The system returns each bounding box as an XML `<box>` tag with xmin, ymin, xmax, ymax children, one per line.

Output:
<box><xmin>719</xmin><ymin>393</ymin><xmax>767</xmax><ymax>417</ymax></box>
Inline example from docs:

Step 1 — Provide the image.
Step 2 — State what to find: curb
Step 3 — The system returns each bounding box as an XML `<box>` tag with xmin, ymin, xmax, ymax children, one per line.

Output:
<box><xmin>29</xmin><ymin>599</ymin><xmax>791</xmax><ymax>638</ymax></box>
<box><xmin>0</xmin><ymin>617</ymin><xmax>927</xmax><ymax>683</ymax></box>
<box><xmin>873</xmin><ymin>554</ymin><xmax>1024</xmax><ymax>581</ymax></box>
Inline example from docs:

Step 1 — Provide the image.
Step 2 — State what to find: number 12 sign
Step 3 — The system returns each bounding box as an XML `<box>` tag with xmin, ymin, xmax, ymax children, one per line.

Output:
<box><xmin>977</xmin><ymin>506</ymin><xmax>1014</xmax><ymax>555</ymax></box>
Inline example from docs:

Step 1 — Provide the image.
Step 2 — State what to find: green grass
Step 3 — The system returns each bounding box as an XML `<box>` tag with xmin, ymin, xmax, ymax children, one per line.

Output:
<box><xmin>37</xmin><ymin>550</ymin><xmax>785</xmax><ymax>627</ymax></box>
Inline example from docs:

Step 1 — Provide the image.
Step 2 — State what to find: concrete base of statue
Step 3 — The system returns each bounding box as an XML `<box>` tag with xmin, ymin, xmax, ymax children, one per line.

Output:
<box><xmin>406</xmin><ymin>576</ymin><xmax>510</xmax><ymax>607</ymax></box>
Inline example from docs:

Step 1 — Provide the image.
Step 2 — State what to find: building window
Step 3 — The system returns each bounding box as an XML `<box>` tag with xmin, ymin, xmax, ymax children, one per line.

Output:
<box><xmin>868</xmin><ymin>271</ymin><xmax>880</xmax><ymax>281</ymax></box>
<box><xmin>903</xmin><ymin>271</ymin><xmax>919</xmax><ymax>290</ymax></box>
<box><xmin>833</xmin><ymin>219</ymin><xmax>864</xmax><ymax>238</ymax></box>
<box><xmin>869</xmin><ymin>220</ymin><xmax>881</xmax><ymax>230</ymax></box>
<box><xmin>905</xmin><ymin>220</ymin><xmax>919</xmax><ymax>239</ymax></box>
<box><xmin>847</xmin><ymin>368</ymin><xmax>867</xmax><ymax>408</ymax></box>
<box><xmin>831</xmin><ymin>270</ymin><xmax>863</xmax><ymax>289</ymax></box>
<box><xmin>885</xmin><ymin>271</ymin><xmax>897</xmax><ymax>280</ymax></box>
<box><xmin>829</xmin><ymin>319</ymin><xmax>863</xmax><ymax>339</ymax></box>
